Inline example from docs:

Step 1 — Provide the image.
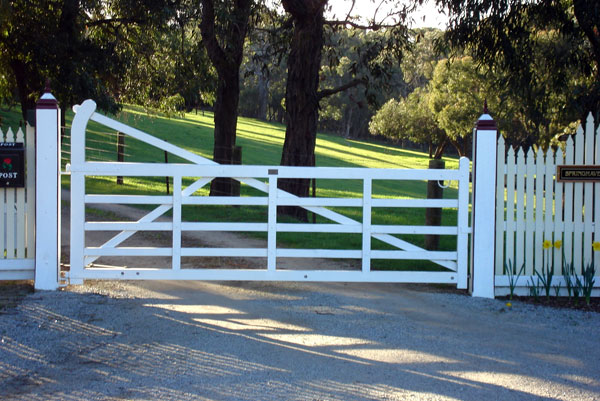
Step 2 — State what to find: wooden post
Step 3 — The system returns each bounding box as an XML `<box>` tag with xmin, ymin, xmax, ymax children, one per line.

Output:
<box><xmin>425</xmin><ymin>159</ymin><xmax>445</xmax><ymax>250</ymax></box>
<box><xmin>231</xmin><ymin>145</ymin><xmax>242</xmax><ymax>198</ymax></box>
<box><xmin>116</xmin><ymin>132</ymin><xmax>124</xmax><ymax>185</ymax></box>
<box><xmin>34</xmin><ymin>84</ymin><xmax>60</xmax><ymax>290</ymax></box>
<box><xmin>470</xmin><ymin>105</ymin><xmax>498</xmax><ymax>298</ymax></box>
<box><xmin>164</xmin><ymin>150</ymin><xmax>170</xmax><ymax>195</ymax></box>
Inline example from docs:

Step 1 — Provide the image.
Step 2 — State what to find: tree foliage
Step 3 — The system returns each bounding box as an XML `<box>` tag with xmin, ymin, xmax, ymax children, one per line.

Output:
<box><xmin>119</xmin><ymin>2</ymin><xmax>216</xmax><ymax>116</ymax></box>
<box><xmin>369</xmin><ymin>87</ymin><xmax>448</xmax><ymax>158</ymax></box>
<box><xmin>428</xmin><ymin>57</ymin><xmax>488</xmax><ymax>156</ymax></box>
<box><xmin>0</xmin><ymin>0</ymin><xmax>174</xmax><ymax>119</ymax></box>
<box><xmin>438</xmin><ymin>0</ymin><xmax>600</xmax><ymax>124</ymax></box>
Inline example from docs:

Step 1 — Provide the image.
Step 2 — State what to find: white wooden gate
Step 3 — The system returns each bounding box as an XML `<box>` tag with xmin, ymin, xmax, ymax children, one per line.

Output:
<box><xmin>68</xmin><ymin>100</ymin><xmax>470</xmax><ymax>286</ymax></box>
<box><xmin>0</xmin><ymin>125</ymin><xmax>35</xmax><ymax>280</ymax></box>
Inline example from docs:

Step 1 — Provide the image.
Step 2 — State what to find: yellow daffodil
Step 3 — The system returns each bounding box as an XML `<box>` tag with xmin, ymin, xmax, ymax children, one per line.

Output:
<box><xmin>554</xmin><ymin>240</ymin><xmax>562</xmax><ymax>249</ymax></box>
<box><xmin>543</xmin><ymin>240</ymin><xmax>552</xmax><ymax>249</ymax></box>
<box><xmin>593</xmin><ymin>241</ymin><xmax>600</xmax><ymax>252</ymax></box>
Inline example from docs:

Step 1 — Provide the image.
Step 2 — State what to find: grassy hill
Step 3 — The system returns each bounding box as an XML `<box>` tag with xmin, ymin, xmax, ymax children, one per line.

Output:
<box><xmin>1</xmin><ymin>104</ymin><xmax>462</xmax><ymax>270</ymax></box>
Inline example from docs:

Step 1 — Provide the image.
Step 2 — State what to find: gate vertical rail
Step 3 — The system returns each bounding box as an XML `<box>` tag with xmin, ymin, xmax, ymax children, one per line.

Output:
<box><xmin>172</xmin><ymin>175</ymin><xmax>182</xmax><ymax>271</ymax></box>
<box><xmin>69</xmin><ymin>100</ymin><xmax>95</xmax><ymax>285</ymax></box>
<box><xmin>361</xmin><ymin>178</ymin><xmax>372</xmax><ymax>273</ymax></box>
<box><xmin>457</xmin><ymin>157</ymin><xmax>470</xmax><ymax>289</ymax></box>
<box><xmin>267</xmin><ymin>171</ymin><xmax>277</xmax><ymax>272</ymax></box>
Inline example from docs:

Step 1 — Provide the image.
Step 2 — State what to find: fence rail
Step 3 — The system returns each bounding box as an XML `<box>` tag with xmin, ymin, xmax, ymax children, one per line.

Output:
<box><xmin>0</xmin><ymin>124</ymin><xmax>35</xmax><ymax>280</ymax></box>
<box><xmin>495</xmin><ymin>113</ymin><xmax>600</xmax><ymax>295</ymax></box>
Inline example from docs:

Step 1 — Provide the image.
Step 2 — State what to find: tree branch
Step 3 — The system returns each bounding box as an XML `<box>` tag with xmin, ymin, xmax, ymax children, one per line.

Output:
<box><xmin>324</xmin><ymin>19</ymin><xmax>404</xmax><ymax>30</ymax></box>
<box><xmin>86</xmin><ymin>17</ymin><xmax>147</xmax><ymax>27</ymax></box>
<box><xmin>199</xmin><ymin>0</ymin><xmax>229</xmax><ymax>74</ymax></box>
<box><xmin>317</xmin><ymin>78</ymin><xmax>366</xmax><ymax>100</ymax></box>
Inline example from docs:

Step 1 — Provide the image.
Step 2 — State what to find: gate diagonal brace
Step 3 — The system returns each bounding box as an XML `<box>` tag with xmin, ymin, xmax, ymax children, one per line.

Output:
<box><xmin>74</xmin><ymin>100</ymin><xmax>456</xmax><ymax>271</ymax></box>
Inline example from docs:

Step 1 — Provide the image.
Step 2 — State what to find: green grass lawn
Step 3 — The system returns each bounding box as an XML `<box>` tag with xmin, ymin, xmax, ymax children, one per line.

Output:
<box><xmin>1</xmin><ymin>104</ymin><xmax>463</xmax><ymax>270</ymax></box>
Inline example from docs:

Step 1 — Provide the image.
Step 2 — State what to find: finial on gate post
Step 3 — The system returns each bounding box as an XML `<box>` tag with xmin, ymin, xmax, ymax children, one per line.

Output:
<box><xmin>476</xmin><ymin>100</ymin><xmax>497</xmax><ymax>131</ymax></box>
<box><xmin>37</xmin><ymin>79</ymin><xmax>57</xmax><ymax>107</ymax></box>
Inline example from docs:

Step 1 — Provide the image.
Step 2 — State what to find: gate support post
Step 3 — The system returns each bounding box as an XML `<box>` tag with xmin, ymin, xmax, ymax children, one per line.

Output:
<box><xmin>470</xmin><ymin>107</ymin><xmax>497</xmax><ymax>298</ymax></box>
<box><xmin>34</xmin><ymin>85</ymin><xmax>60</xmax><ymax>290</ymax></box>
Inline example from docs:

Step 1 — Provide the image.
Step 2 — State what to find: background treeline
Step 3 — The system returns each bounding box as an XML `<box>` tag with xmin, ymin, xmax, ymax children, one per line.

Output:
<box><xmin>1</xmin><ymin>0</ymin><xmax>598</xmax><ymax>158</ymax></box>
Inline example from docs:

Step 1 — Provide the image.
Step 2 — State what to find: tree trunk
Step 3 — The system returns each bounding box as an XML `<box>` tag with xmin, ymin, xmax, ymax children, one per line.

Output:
<box><xmin>199</xmin><ymin>0</ymin><xmax>252</xmax><ymax>196</ymax></box>
<box><xmin>344</xmin><ymin>106</ymin><xmax>353</xmax><ymax>138</ymax></box>
<box><xmin>9</xmin><ymin>59</ymin><xmax>36</xmax><ymax>121</ymax></box>
<box><xmin>257</xmin><ymin>72</ymin><xmax>268</xmax><ymax>120</ymax></box>
<box><xmin>433</xmin><ymin>138</ymin><xmax>449</xmax><ymax>159</ymax></box>
<box><xmin>279</xmin><ymin>0</ymin><xmax>325</xmax><ymax>221</ymax></box>
<box><xmin>210</xmin><ymin>70</ymin><xmax>241</xmax><ymax>196</ymax></box>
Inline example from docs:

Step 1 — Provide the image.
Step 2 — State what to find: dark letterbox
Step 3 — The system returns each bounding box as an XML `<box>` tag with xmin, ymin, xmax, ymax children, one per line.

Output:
<box><xmin>0</xmin><ymin>142</ymin><xmax>25</xmax><ymax>187</ymax></box>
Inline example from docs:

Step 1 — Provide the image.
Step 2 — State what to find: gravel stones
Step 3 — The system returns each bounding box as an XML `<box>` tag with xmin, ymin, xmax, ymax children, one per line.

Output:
<box><xmin>1</xmin><ymin>280</ymin><xmax>599</xmax><ymax>400</ymax></box>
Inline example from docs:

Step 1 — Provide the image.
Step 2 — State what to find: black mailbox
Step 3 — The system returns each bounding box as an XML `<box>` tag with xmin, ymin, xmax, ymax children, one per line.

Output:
<box><xmin>0</xmin><ymin>142</ymin><xmax>25</xmax><ymax>187</ymax></box>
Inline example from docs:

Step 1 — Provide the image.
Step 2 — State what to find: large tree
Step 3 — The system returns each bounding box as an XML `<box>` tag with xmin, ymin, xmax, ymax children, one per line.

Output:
<box><xmin>199</xmin><ymin>0</ymin><xmax>255</xmax><ymax>196</ymax></box>
<box><xmin>278</xmin><ymin>0</ymin><xmax>327</xmax><ymax>217</ymax></box>
<box><xmin>279</xmin><ymin>0</ymin><xmax>411</xmax><ymax>220</ymax></box>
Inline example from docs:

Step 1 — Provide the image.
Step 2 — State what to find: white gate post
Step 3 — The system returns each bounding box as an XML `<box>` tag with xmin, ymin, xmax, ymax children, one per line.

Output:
<box><xmin>470</xmin><ymin>106</ymin><xmax>498</xmax><ymax>298</ymax></box>
<box><xmin>34</xmin><ymin>84</ymin><xmax>60</xmax><ymax>290</ymax></box>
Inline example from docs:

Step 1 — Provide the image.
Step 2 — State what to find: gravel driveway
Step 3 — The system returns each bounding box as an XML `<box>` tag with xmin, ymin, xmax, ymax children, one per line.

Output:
<box><xmin>1</xmin><ymin>193</ymin><xmax>599</xmax><ymax>400</ymax></box>
<box><xmin>2</xmin><ymin>280</ymin><xmax>599</xmax><ymax>401</ymax></box>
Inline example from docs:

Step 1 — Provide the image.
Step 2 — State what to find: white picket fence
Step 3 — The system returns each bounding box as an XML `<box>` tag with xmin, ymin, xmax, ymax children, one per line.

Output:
<box><xmin>495</xmin><ymin>113</ymin><xmax>600</xmax><ymax>295</ymax></box>
<box><xmin>0</xmin><ymin>124</ymin><xmax>35</xmax><ymax>280</ymax></box>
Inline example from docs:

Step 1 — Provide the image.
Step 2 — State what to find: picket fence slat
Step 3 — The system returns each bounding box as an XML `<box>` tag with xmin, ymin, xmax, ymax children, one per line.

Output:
<box><xmin>495</xmin><ymin>136</ymin><xmax>505</xmax><ymax>275</ymax></box>
<box><xmin>583</xmin><ymin>113</ymin><xmax>594</xmax><ymax>264</ymax></box>
<box><xmin>15</xmin><ymin>128</ymin><xmax>26</xmax><ymax>259</ymax></box>
<box><xmin>573</xmin><ymin>126</ymin><xmax>584</xmax><ymax>273</ymax></box>
<box><xmin>534</xmin><ymin>148</ymin><xmax>544</xmax><ymax>274</ymax></box>
<box><xmin>542</xmin><ymin>150</ymin><xmax>553</xmax><ymax>271</ymax></box>
<box><xmin>553</xmin><ymin>150</ymin><xmax>564</xmax><ymax>272</ymax></box>
<box><xmin>525</xmin><ymin>149</ymin><xmax>535</xmax><ymax>275</ymax></box>
<box><xmin>5</xmin><ymin>128</ymin><xmax>15</xmax><ymax>259</ymax></box>
<box><xmin>595</xmin><ymin>122</ymin><xmax>600</xmax><ymax>268</ymax></box>
<box><xmin>26</xmin><ymin>124</ymin><xmax>35</xmax><ymax>259</ymax></box>
<box><xmin>583</xmin><ymin>114</ymin><xmax>595</xmax><ymax>266</ymax></box>
<box><xmin>0</xmin><ymin>128</ymin><xmax>5</xmax><ymax>259</ymax></box>
<box><xmin>505</xmin><ymin>147</ymin><xmax>516</xmax><ymax>272</ymax></box>
<box><xmin>515</xmin><ymin>148</ymin><xmax>526</xmax><ymax>270</ymax></box>
<box><xmin>564</xmin><ymin>136</ymin><xmax>574</xmax><ymax>266</ymax></box>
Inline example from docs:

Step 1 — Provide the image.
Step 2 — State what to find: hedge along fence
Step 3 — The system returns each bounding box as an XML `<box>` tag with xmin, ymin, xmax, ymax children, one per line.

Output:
<box><xmin>495</xmin><ymin>113</ymin><xmax>600</xmax><ymax>296</ymax></box>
